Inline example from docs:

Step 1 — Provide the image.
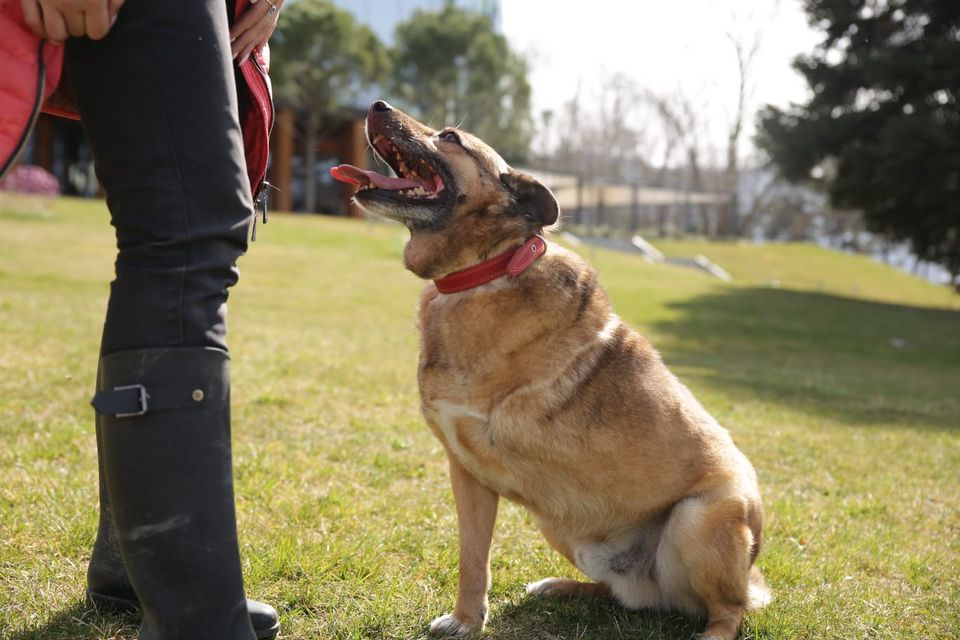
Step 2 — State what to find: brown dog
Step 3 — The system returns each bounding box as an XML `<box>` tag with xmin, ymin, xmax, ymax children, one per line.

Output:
<box><xmin>332</xmin><ymin>100</ymin><xmax>771</xmax><ymax>640</ymax></box>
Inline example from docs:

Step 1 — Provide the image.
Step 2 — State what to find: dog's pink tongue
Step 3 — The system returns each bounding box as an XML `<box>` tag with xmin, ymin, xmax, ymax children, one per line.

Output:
<box><xmin>330</xmin><ymin>164</ymin><xmax>421</xmax><ymax>190</ymax></box>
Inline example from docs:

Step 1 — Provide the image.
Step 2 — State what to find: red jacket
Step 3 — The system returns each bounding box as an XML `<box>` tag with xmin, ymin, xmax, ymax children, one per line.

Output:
<box><xmin>0</xmin><ymin>0</ymin><xmax>274</xmax><ymax>205</ymax></box>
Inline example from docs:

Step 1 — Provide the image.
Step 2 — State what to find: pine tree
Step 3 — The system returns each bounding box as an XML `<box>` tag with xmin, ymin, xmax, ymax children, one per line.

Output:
<box><xmin>758</xmin><ymin>0</ymin><xmax>960</xmax><ymax>288</ymax></box>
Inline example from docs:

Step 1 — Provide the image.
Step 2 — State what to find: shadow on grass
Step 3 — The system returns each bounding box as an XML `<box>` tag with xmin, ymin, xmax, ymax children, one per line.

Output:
<box><xmin>6</xmin><ymin>601</ymin><xmax>138</xmax><ymax>640</ymax></box>
<box><xmin>650</xmin><ymin>287</ymin><xmax>960</xmax><ymax>430</ymax></box>
<box><xmin>488</xmin><ymin>593</ymin><xmax>698</xmax><ymax>640</ymax></box>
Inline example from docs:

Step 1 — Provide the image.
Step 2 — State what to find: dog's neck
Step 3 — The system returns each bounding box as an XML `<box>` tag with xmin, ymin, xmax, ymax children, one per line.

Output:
<box><xmin>433</xmin><ymin>234</ymin><xmax>547</xmax><ymax>294</ymax></box>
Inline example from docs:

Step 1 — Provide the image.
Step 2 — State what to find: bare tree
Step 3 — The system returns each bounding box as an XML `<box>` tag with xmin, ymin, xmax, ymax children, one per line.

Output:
<box><xmin>595</xmin><ymin>73</ymin><xmax>648</xmax><ymax>181</ymax></box>
<box><xmin>551</xmin><ymin>83</ymin><xmax>584</xmax><ymax>174</ymax></box>
<box><xmin>647</xmin><ymin>90</ymin><xmax>711</xmax><ymax>235</ymax></box>
<box><xmin>720</xmin><ymin>25</ymin><xmax>762</xmax><ymax>235</ymax></box>
<box><xmin>720</xmin><ymin>1</ymin><xmax>782</xmax><ymax>236</ymax></box>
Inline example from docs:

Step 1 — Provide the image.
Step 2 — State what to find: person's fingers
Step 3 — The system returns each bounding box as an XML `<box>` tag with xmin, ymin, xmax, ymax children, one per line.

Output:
<box><xmin>236</xmin><ymin>17</ymin><xmax>274</xmax><ymax>58</ymax></box>
<box><xmin>232</xmin><ymin>25</ymin><xmax>259</xmax><ymax>60</ymax></box>
<box><xmin>254</xmin><ymin>20</ymin><xmax>274</xmax><ymax>45</ymax></box>
<box><xmin>253</xmin><ymin>2</ymin><xmax>280</xmax><ymax>49</ymax></box>
<box><xmin>257</xmin><ymin>17</ymin><xmax>278</xmax><ymax>46</ymax></box>
<box><xmin>264</xmin><ymin>10</ymin><xmax>280</xmax><ymax>34</ymax></box>
<box><xmin>240</xmin><ymin>21</ymin><xmax>271</xmax><ymax>65</ymax></box>
<box><xmin>63</xmin><ymin>4</ymin><xmax>85</xmax><ymax>37</ymax></box>
<box><xmin>267</xmin><ymin>0</ymin><xmax>282</xmax><ymax>32</ymax></box>
<box><xmin>230</xmin><ymin>2</ymin><xmax>266</xmax><ymax>46</ymax></box>
<box><xmin>20</xmin><ymin>0</ymin><xmax>46</xmax><ymax>38</ymax></box>
<box><xmin>231</xmin><ymin>0</ymin><xmax>282</xmax><ymax>58</ymax></box>
<box><xmin>40</xmin><ymin>3</ymin><xmax>69</xmax><ymax>42</ymax></box>
<box><xmin>82</xmin><ymin>0</ymin><xmax>112</xmax><ymax>39</ymax></box>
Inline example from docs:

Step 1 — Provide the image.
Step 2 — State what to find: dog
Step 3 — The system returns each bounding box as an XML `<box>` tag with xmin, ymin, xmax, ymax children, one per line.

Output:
<box><xmin>331</xmin><ymin>100</ymin><xmax>771</xmax><ymax>640</ymax></box>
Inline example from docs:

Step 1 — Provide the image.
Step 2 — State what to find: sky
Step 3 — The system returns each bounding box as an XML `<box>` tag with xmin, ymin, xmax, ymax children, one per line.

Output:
<box><xmin>500</xmin><ymin>0</ymin><xmax>823</xmax><ymax>161</ymax></box>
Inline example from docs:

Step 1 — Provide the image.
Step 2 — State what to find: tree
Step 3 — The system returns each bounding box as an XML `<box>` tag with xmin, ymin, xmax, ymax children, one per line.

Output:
<box><xmin>391</xmin><ymin>2</ymin><xmax>532</xmax><ymax>162</ymax></box>
<box><xmin>648</xmin><ymin>90</ymin><xmax>712</xmax><ymax>234</ymax></box>
<box><xmin>271</xmin><ymin>0</ymin><xmax>389</xmax><ymax>213</ymax></box>
<box><xmin>721</xmin><ymin>27</ymin><xmax>762</xmax><ymax>237</ymax></box>
<box><xmin>547</xmin><ymin>75</ymin><xmax>649</xmax><ymax>180</ymax></box>
<box><xmin>758</xmin><ymin>0</ymin><xmax>960</xmax><ymax>289</ymax></box>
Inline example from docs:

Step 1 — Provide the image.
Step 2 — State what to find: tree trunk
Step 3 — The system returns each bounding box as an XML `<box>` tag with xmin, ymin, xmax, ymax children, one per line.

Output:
<box><xmin>304</xmin><ymin>112</ymin><xmax>319</xmax><ymax>214</ymax></box>
<box><xmin>721</xmin><ymin>30</ymin><xmax>759</xmax><ymax>238</ymax></box>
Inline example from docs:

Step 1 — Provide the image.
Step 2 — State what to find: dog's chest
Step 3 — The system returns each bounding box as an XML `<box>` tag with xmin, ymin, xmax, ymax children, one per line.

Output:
<box><xmin>417</xmin><ymin>288</ymin><xmax>571</xmax><ymax>498</ymax></box>
<box><xmin>423</xmin><ymin>395</ymin><xmax>524</xmax><ymax>494</ymax></box>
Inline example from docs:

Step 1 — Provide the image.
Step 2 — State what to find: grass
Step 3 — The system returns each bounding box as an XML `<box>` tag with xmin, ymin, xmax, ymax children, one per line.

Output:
<box><xmin>1</xmin><ymin>195</ymin><xmax>958</xmax><ymax>640</ymax></box>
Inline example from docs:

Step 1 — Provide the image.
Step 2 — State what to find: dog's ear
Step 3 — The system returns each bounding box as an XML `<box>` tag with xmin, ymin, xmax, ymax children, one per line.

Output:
<box><xmin>500</xmin><ymin>171</ymin><xmax>559</xmax><ymax>227</ymax></box>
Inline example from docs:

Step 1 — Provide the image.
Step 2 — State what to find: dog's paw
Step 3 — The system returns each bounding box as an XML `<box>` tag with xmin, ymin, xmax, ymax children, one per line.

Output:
<box><xmin>429</xmin><ymin>613</ymin><xmax>479</xmax><ymax>637</ymax></box>
<box><xmin>526</xmin><ymin>577</ymin><xmax>569</xmax><ymax>597</ymax></box>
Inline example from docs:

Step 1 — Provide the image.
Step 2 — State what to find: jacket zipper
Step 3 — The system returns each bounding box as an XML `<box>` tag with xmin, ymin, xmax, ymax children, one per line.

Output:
<box><xmin>250</xmin><ymin>55</ymin><xmax>275</xmax><ymax>140</ymax></box>
<box><xmin>246</xmin><ymin>54</ymin><xmax>275</xmax><ymax>240</ymax></box>
<box><xmin>1</xmin><ymin>41</ymin><xmax>46</xmax><ymax>180</ymax></box>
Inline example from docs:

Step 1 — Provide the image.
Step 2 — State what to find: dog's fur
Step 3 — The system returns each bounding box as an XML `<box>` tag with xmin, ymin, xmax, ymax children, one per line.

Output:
<box><xmin>348</xmin><ymin>102</ymin><xmax>770</xmax><ymax>640</ymax></box>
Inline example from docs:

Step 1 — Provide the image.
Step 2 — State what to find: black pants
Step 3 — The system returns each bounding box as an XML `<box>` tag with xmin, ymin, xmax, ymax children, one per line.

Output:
<box><xmin>66</xmin><ymin>0</ymin><xmax>251</xmax><ymax>356</ymax></box>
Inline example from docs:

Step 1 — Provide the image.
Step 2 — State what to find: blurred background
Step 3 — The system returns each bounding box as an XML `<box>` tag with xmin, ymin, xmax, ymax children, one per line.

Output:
<box><xmin>3</xmin><ymin>4</ymin><xmax>959</xmax><ymax>638</ymax></box>
<box><xmin>4</xmin><ymin>0</ymin><xmax>959</xmax><ymax>292</ymax></box>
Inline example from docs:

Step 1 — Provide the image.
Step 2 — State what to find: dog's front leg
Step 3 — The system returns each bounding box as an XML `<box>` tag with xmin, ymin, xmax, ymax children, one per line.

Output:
<box><xmin>430</xmin><ymin>455</ymin><xmax>499</xmax><ymax>636</ymax></box>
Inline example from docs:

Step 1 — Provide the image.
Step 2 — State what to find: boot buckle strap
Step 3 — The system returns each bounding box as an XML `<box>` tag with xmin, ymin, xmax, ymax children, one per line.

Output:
<box><xmin>113</xmin><ymin>384</ymin><xmax>149</xmax><ymax>417</ymax></box>
<box><xmin>92</xmin><ymin>382</ymin><xmax>209</xmax><ymax>418</ymax></box>
<box><xmin>93</xmin><ymin>384</ymin><xmax>149</xmax><ymax>418</ymax></box>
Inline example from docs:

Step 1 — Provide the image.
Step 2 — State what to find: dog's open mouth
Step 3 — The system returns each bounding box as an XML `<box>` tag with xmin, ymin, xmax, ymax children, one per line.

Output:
<box><xmin>331</xmin><ymin>134</ymin><xmax>446</xmax><ymax>201</ymax></box>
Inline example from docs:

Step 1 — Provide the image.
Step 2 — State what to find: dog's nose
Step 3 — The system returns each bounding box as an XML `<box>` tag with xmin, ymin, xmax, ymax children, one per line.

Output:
<box><xmin>372</xmin><ymin>100</ymin><xmax>392</xmax><ymax>113</ymax></box>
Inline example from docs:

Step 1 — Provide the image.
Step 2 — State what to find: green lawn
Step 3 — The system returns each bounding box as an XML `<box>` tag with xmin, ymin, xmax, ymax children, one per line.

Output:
<box><xmin>1</xmin><ymin>196</ymin><xmax>958</xmax><ymax>640</ymax></box>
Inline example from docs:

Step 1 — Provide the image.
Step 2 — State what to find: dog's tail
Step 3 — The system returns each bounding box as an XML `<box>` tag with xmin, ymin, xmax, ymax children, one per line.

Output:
<box><xmin>746</xmin><ymin>565</ymin><xmax>773</xmax><ymax>610</ymax></box>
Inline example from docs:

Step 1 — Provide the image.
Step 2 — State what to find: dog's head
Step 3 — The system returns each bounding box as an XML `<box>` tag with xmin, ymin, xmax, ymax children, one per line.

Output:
<box><xmin>331</xmin><ymin>101</ymin><xmax>559</xmax><ymax>279</ymax></box>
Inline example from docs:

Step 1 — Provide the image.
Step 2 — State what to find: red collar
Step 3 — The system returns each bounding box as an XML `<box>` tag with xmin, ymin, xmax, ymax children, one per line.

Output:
<box><xmin>433</xmin><ymin>235</ymin><xmax>547</xmax><ymax>294</ymax></box>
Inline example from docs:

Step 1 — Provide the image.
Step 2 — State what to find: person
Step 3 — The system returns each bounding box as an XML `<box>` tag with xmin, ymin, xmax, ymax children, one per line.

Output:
<box><xmin>5</xmin><ymin>0</ymin><xmax>283</xmax><ymax>637</ymax></box>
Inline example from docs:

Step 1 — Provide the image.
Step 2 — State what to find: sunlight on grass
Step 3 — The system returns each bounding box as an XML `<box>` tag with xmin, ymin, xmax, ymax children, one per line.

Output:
<box><xmin>1</xmin><ymin>197</ymin><xmax>958</xmax><ymax>639</ymax></box>
<box><xmin>652</xmin><ymin>238</ymin><xmax>959</xmax><ymax>310</ymax></box>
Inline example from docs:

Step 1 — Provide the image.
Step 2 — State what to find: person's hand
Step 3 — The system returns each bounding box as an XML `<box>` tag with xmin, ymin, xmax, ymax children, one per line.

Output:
<box><xmin>230</xmin><ymin>0</ymin><xmax>282</xmax><ymax>66</ymax></box>
<box><xmin>20</xmin><ymin>0</ymin><xmax>125</xmax><ymax>45</ymax></box>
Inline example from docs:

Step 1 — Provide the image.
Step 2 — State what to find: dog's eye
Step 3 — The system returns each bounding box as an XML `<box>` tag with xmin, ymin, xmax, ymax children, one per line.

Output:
<box><xmin>439</xmin><ymin>130</ymin><xmax>461</xmax><ymax>145</ymax></box>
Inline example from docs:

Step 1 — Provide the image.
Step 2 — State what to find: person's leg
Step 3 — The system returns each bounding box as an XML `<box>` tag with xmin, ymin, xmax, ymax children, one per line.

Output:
<box><xmin>70</xmin><ymin>0</ymin><xmax>250</xmax><ymax>355</ymax></box>
<box><xmin>67</xmin><ymin>1</ymin><xmax>274</xmax><ymax>638</ymax></box>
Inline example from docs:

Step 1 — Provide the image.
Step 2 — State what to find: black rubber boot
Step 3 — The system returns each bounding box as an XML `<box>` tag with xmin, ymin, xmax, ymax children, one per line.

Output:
<box><xmin>87</xmin><ymin>361</ymin><xmax>277</xmax><ymax>637</ymax></box>
<box><xmin>86</xmin><ymin>415</ymin><xmax>280</xmax><ymax>639</ymax></box>
<box><xmin>91</xmin><ymin>347</ymin><xmax>276</xmax><ymax>640</ymax></box>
